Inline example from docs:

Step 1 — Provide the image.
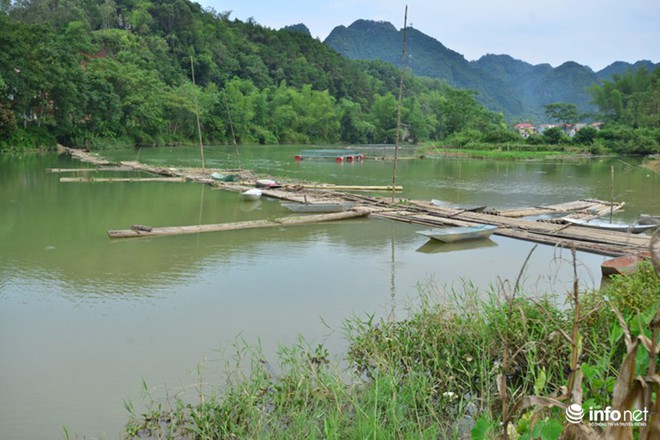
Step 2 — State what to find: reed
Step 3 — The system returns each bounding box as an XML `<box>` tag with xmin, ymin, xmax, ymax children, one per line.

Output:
<box><xmin>122</xmin><ymin>245</ymin><xmax>660</xmax><ymax>439</ymax></box>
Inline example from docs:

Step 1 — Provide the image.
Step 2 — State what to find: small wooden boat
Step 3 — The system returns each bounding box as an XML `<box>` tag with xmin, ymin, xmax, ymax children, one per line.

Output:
<box><xmin>431</xmin><ymin>199</ymin><xmax>487</xmax><ymax>213</ymax></box>
<box><xmin>601</xmin><ymin>255</ymin><xmax>645</xmax><ymax>276</ymax></box>
<box><xmin>281</xmin><ymin>202</ymin><xmax>355</xmax><ymax>213</ymax></box>
<box><xmin>638</xmin><ymin>214</ymin><xmax>660</xmax><ymax>226</ymax></box>
<box><xmin>239</xmin><ymin>188</ymin><xmax>262</xmax><ymax>201</ymax></box>
<box><xmin>211</xmin><ymin>172</ymin><xmax>238</xmax><ymax>182</ymax></box>
<box><xmin>416</xmin><ymin>224</ymin><xmax>498</xmax><ymax>243</ymax></box>
<box><xmin>561</xmin><ymin>217</ymin><xmax>657</xmax><ymax>233</ymax></box>
<box><xmin>255</xmin><ymin>179</ymin><xmax>282</xmax><ymax>189</ymax></box>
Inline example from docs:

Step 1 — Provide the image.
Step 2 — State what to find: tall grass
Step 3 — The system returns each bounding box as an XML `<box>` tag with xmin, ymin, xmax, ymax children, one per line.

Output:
<box><xmin>123</xmin><ymin>241</ymin><xmax>660</xmax><ymax>439</ymax></box>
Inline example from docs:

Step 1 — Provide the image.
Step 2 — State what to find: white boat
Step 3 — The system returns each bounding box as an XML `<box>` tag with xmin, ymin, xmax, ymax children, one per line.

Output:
<box><xmin>239</xmin><ymin>188</ymin><xmax>262</xmax><ymax>201</ymax></box>
<box><xmin>281</xmin><ymin>202</ymin><xmax>354</xmax><ymax>213</ymax></box>
<box><xmin>561</xmin><ymin>217</ymin><xmax>657</xmax><ymax>233</ymax></box>
<box><xmin>416</xmin><ymin>225</ymin><xmax>498</xmax><ymax>243</ymax></box>
<box><xmin>431</xmin><ymin>199</ymin><xmax>487</xmax><ymax>212</ymax></box>
<box><xmin>211</xmin><ymin>172</ymin><xmax>238</xmax><ymax>182</ymax></box>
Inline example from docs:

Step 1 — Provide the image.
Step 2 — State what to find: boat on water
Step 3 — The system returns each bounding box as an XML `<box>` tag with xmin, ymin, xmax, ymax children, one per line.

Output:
<box><xmin>561</xmin><ymin>217</ymin><xmax>658</xmax><ymax>233</ymax></box>
<box><xmin>601</xmin><ymin>255</ymin><xmax>645</xmax><ymax>276</ymax></box>
<box><xmin>638</xmin><ymin>214</ymin><xmax>660</xmax><ymax>225</ymax></box>
<box><xmin>431</xmin><ymin>199</ymin><xmax>487</xmax><ymax>213</ymax></box>
<box><xmin>211</xmin><ymin>172</ymin><xmax>238</xmax><ymax>182</ymax></box>
<box><xmin>281</xmin><ymin>202</ymin><xmax>355</xmax><ymax>213</ymax></box>
<box><xmin>416</xmin><ymin>224</ymin><xmax>498</xmax><ymax>243</ymax></box>
<box><xmin>255</xmin><ymin>179</ymin><xmax>282</xmax><ymax>189</ymax></box>
<box><xmin>239</xmin><ymin>188</ymin><xmax>262</xmax><ymax>201</ymax></box>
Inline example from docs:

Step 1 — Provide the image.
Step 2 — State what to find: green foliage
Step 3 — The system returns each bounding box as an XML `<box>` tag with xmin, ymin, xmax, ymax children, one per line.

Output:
<box><xmin>572</xmin><ymin>126</ymin><xmax>598</xmax><ymax>145</ymax></box>
<box><xmin>544</xmin><ymin>102</ymin><xmax>579</xmax><ymax>124</ymax></box>
<box><xmin>589</xmin><ymin>67</ymin><xmax>660</xmax><ymax>128</ymax></box>
<box><xmin>119</xmin><ymin>259</ymin><xmax>660</xmax><ymax>439</ymax></box>
<box><xmin>2</xmin><ymin>1</ymin><xmax>507</xmax><ymax>150</ymax></box>
<box><xmin>541</xmin><ymin>127</ymin><xmax>568</xmax><ymax>145</ymax></box>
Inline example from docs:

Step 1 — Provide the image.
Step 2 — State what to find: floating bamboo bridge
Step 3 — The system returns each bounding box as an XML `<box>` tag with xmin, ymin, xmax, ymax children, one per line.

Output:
<box><xmin>56</xmin><ymin>147</ymin><xmax>655</xmax><ymax>257</ymax></box>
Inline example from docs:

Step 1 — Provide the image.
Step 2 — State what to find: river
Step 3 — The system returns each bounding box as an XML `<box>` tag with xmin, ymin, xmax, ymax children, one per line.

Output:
<box><xmin>0</xmin><ymin>146</ymin><xmax>657</xmax><ymax>439</ymax></box>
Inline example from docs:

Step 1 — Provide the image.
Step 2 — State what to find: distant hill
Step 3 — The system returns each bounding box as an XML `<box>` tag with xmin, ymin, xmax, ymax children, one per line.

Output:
<box><xmin>282</xmin><ymin>23</ymin><xmax>311</xmax><ymax>36</ymax></box>
<box><xmin>324</xmin><ymin>20</ymin><xmax>659</xmax><ymax>122</ymax></box>
<box><xmin>597</xmin><ymin>60</ymin><xmax>659</xmax><ymax>80</ymax></box>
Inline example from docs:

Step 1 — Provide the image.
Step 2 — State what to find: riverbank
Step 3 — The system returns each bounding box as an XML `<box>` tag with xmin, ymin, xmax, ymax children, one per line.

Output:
<box><xmin>124</xmin><ymin>257</ymin><xmax>660</xmax><ymax>439</ymax></box>
<box><xmin>425</xmin><ymin>144</ymin><xmax>593</xmax><ymax>161</ymax></box>
<box><xmin>643</xmin><ymin>156</ymin><xmax>660</xmax><ymax>173</ymax></box>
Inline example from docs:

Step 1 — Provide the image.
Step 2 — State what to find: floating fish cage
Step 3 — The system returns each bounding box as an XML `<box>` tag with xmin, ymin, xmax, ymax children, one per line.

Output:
<box><xmin>352</xmin><ymin>144</ymin><xmax>419</xmax><ymax>159</ymax></box>
<box><xmin>294</xmin><ymin>145</ymin><xmax>419</xmax><ymax>162</ymax></box>
<box><xmin>295</xmin><ymin>149</ymin><xmax>364</xmax><ymax>163</ymax></box>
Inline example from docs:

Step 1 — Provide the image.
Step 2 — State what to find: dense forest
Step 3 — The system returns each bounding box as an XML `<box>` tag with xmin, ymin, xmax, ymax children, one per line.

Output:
<box><xmin>0</xmin><ymin>0</ymin><xmax>659</xmax><ymax>153</ymax></box>
<box><xmin>0</xmin><ymin>0</ymin><xmax>506</xmax><ymax>151</ymax></box>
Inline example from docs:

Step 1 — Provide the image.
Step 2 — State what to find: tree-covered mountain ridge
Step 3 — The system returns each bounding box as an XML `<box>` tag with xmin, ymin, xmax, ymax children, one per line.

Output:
<box><xmin>0</xmin><ymin>0</ymin><xmax>521</xmax><ymax>150</ymax></box>
<box><xmin>1</xmin><ymin>0</ymin><xmax>657</xmax><ymax>152</ymax></box>
<box><xmin>324</xmin><ymin>19</ymin><xmax>659</xmax><ymax>122</ymax></box>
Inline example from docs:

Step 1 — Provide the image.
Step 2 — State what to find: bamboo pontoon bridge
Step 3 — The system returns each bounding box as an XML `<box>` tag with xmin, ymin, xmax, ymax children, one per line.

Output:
<box><xmin>57</xmin><ymin>147</ymin><xmax>654</xmax><ymax>257</ymax></box>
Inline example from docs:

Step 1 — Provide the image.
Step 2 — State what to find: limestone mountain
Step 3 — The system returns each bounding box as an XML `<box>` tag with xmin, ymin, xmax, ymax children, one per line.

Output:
<box><xmin>324</xmin><ymin>19</ymin><xmax>658</xmax><ymax>121</ymax></box>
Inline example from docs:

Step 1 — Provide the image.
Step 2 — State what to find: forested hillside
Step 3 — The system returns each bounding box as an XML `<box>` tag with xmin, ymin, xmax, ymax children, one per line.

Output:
<box><xmin>325</xmin><ymin>19</ymin><xmax>659</xmax><ymax>122</ymax></box>
<box><xmin>0</xmin><ymin>0</ymin><xmax>508</xmax><ymax>151</ymax></box>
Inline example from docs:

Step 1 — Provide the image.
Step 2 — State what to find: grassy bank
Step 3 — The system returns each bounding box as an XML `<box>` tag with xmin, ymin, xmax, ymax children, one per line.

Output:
<box><xmin>123</xmin><ymin>251</ymin><xmax>660</xmax><ymax>439</ymax></box>
<box><xmin>424</xmin><ymin>144</ymin><xmax>589</xmax><ymax>161</ymax></box>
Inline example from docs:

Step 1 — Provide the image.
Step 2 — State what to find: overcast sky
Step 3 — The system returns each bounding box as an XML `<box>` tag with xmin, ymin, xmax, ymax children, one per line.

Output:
<box><xmin>197</xmin><ymin>0</ymin><xmax>659</xmax><ymax>71</ymax></box>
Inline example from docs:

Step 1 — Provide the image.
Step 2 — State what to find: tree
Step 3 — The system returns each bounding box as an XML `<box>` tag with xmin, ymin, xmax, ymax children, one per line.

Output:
<box><xmin>544</xmin><ymin>103</ymin><xmax>579</xmax><ymax>124</ymax></box>
<box><xmin>589</xmin><ymin>67</ymin><xmax>660</xmax><ymax>128</ymax></box>
<box><xmin>541</xmin><ymin>126</ymin><xmax>566</xmax><ymax>144</ymax></box>
<box><xmin>572</xmin><ymin>126</ymin><xmax>598</xmax><ymax>145</ymax></box>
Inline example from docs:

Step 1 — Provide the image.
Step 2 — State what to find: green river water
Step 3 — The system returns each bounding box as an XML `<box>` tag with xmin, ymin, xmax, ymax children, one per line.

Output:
<box><xmin>1</xmin><ymin>146</ymin><xmax>658</xmax><ymax>439</ymax></box>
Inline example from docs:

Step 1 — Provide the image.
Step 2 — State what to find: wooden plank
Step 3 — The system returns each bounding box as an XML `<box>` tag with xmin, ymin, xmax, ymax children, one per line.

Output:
<box><xmin>108</xmin><ymin>209</ymin><xmax>370</xmax><ymax>238</ymax></box>
<box><xmin>299</xmin><ymin>184</ymin><xmax>403</xmax><ymax>192</ymax></box>
<box><xmin>60</xmin><ymin>177</ymin><xmax>187</xmax><ymax>183</ymax></box>
<box><xmin>47</xmin><ymin>168</ymin><xmax>100</xmax><ymax>173</ymax></box>
<box><xmin>496</xmin><ymin>199</ymin><xmax>622</xmax><ymax>219</ymax></box>
<box><xmin>46</xmin><ymin>166</ymin><xmax>136</xmax><ymax>173</ymax></box>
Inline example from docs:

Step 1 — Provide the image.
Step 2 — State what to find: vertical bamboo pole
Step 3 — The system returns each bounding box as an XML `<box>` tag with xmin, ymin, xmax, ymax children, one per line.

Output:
<box><xmin>223</xmin><ymin>90</ymin><xmax>242</xmax><ymax>171</ymax></box>
<box><xmin>391</xmin><ymin>5</ymin><xmax>408</xmax><ymax>202</ymax></box>
<box><xmin>190</xmin><ymin>56</ymin><xmax>206</xmax><ymax>172</ymax></box>
<box><xmin>610</xmin><ymin>165</ymin><xmax>614</xmax><ymax>222</ymax></box>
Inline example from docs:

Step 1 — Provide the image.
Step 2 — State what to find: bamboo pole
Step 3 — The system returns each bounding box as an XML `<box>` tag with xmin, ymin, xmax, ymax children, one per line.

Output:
<box><xmin>60</xmin><ymin>177</ymin><xmax>187</xmax><ymax>183</ymax></box>
<box><xmin>108</xmin><ymin>209</ymin><xmax>370</xmax><ymax>238</ymax></box>
<box><xmin>47</xmin><ymin>168</ymin><xmax>100</xmax><ymax>173</ymax></box>
<box><xmin>391</xmin><ymin>5</ymin><xmax>408</xmax><ymax>202</ymax></box>
<box><xmin>190</xmin><ymin>56</ymin><xmax>205</xmax><ymax>173</ymax></box>
<box><xmin>299</xmin><ymin>184</ymin><xmax>403</xmax><ymax>191</ymax></box>
<box><xmin>46</xmin><ymin>167</ymin><xmax>136</xmax><ymax>173</ymax></box>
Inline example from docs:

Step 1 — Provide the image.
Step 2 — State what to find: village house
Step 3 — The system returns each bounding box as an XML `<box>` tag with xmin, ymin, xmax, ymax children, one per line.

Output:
<box><xmin>513</xmin><ymin>123</ymin><xmax>537</xmax><ymax>138</ymax></box>
<box><xmin>515</xmin><ymin>122</ymin><xmax>603</xmax><ymax>138</ymax></box>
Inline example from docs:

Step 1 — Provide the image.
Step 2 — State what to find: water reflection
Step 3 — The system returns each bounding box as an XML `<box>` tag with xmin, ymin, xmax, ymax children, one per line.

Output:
<box><xmin>416</xmin><ymin>237</ymin><xmax>498</xmax><ymax>254</ymax></box>
<box><xmin>1</xmin><ymin>149</ymin><xmax>656</xmax><ymax>439</ymax></box>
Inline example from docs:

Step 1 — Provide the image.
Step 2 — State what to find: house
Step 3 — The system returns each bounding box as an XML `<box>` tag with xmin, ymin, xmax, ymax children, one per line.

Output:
<box><xmin>514</xmin><ymin>123</ymin><xmax>537</xmax><ymax>138</ymax></box>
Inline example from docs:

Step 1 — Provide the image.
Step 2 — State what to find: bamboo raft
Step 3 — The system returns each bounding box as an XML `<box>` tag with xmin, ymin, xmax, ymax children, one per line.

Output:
<box><xmin>60</xmin><ymin>177</ymin><xmax>187</xmax><ymax>183</ymax></box>
<box><xmin>492</xmin><ymin>199</ymin><xmax>626</xmax><ymax>219</ymax></box>
<box><xmin>58</xmin><ymin>147</ymin><xmax>655</xmax><ymax>256</ymax></box>
<box><xmin>383</xmin><ymin>200</ymin><xmax>650</xmax><ymax>257</ymax></box>
<box><xmin>107</xmin><ymin>209</ymin><xmax>370</xmax><ymax>238</ymax></box>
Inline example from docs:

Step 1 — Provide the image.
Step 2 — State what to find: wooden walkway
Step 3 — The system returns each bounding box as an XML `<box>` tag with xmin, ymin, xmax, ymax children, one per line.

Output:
<box><xmin>59</xmin><ymin>147</ymin><xmax>654</xmax><ymax>256</ymax></box>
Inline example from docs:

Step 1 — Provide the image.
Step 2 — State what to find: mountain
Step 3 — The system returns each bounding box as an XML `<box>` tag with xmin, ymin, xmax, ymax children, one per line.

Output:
<box><xmin>471</xmin><ymin>55</ymin><xmax>599</xmax><ymax>120</ymax></box>
<box><xmin>597</xmin><ymin>60</ymin><xmax>659</xmax><ymax>80</ymax></box>
<box><xmin>282</xmin><ymin>23</ymin><xmax>311</xmax><ymax>36</ymax></box>
<box><xmin>324</xmin><ymin>20</ymin><xmax>659</xmax><ymax>122</ymax></box>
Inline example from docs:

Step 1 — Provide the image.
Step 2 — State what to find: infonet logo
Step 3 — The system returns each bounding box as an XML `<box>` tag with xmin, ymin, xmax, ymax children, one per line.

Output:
<box><xmin>565</xmin><ymin>404</ymin><xmax>648</xmax><ymax>427</ymax></box>
<box><xmin>565</xmin><ymin>404</ymin><xmax>584</xmax><ymax>424</ymax></box>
